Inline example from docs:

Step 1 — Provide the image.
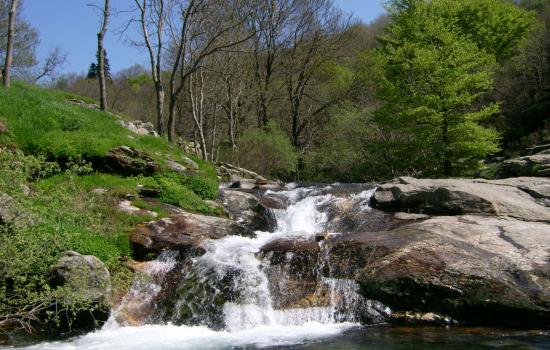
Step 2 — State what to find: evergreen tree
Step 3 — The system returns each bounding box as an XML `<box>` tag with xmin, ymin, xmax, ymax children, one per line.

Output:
<box><xmin>86</xmin><ymin>62</ymin><xmax>97</xmax><ymax>79</ymax></box>
<box><xmin>86</xmin><ymin>50</ymin><xmax>111</xmax><ymax>81</ymax></box>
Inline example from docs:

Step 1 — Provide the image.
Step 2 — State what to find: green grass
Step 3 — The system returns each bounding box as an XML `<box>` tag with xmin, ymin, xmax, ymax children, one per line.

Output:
<box><xmin>0</xmin><ymin>82</ymin><xmax>222</xmax><ymax>329</ymax></box>
<box><xmin>0</xmin><ymin>82</ymin><xmax>217</xmax><ymax>179</ymax></box>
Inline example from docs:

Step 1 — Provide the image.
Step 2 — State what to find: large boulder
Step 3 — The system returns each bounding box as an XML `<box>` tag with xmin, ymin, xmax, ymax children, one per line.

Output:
<box><xmin>219</xmin><ymin>189</ymin><xmax>276</xmax><ymax>231</ymax></box>
<box><xmin>129</xmin><ymin>212</ymin><xmax>254</xmax><ymax>258</ymax></box>
<box><xmin>328</xmin><ymin>215</ymin><xmax>550</xmax><ymax>328</ymax></box>
<box><xmin>50</xmin><ymin>251</ymin><xmax>111</xmax><ymax>332</ymax></box>
<box><xmin>371</xmin><ymin>176</ymin><xmax>550</xmax><ymax>222</ymax></box>
<box><xmin>494</xmin><ymin>154</ymin><xmax>550</xmax><ymax>178</ymax></box>
<box><xmin>104</xmin><ymin>145</ymin><xmax>159</xmax><ymax>176</ymax></box>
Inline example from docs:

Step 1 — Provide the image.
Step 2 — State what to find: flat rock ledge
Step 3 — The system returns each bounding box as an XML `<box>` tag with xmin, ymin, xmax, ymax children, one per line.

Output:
<box><xmin>333</xmin><ymin>176</ymin><xmax>550</xmax><ymax>328</ymax></box>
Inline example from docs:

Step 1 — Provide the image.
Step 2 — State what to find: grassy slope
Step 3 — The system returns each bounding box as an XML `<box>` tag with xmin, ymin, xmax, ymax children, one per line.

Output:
<box><xmin>0</xmin><ymin>82</ymin><xmax>219</xmax><ymax>276</ymax></box>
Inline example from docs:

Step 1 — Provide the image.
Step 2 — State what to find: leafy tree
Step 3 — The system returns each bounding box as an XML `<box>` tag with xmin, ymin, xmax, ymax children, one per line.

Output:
<box><xmin>374</xmin><ymin>0</ymin><xmax>533</xmax><ymax>176</ymax></box>
<box><xmin>236</xmin><ymin>121</ymin><xmax>298</xmax><ymax>179</ymax></box>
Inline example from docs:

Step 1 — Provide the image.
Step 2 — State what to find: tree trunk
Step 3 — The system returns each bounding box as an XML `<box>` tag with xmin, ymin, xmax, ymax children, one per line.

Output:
<box><xmin>97</xmin><ymin>0</ymin><xmax>110</xmax><ymax>111</ymax></box>
<box><xmin>155</xmin><ymin>85</ymin><xmax>165</xmax><ymax>136</ymax></box>
<box><xmin>3</xmin><ymin>0</ymin><xmax>19</xmax><ymax>88</ymax></box>
<box><xmin>167</xmin><ymin>96</ymin><xmax>177</xmax><ymax>143</ymax></box>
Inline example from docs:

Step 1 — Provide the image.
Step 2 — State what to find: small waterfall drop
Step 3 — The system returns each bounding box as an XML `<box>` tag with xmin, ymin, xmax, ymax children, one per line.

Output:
<box><xmin>23</xmin><ymin>184</ymin><xmax>387</xmax><ymax>350</ymax></box>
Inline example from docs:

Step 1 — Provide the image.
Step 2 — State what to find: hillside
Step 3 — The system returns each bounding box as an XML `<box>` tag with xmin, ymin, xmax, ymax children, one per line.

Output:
<box><xmin>0</xmin><ymin>82</ymin><xmax>220</xmax><ymax>336</ymax></box>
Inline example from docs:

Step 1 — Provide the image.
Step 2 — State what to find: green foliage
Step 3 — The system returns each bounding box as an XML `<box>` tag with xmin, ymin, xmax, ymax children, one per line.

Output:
<box><xmin>0</xmin><ymin>82</ymin><xmax>192</xmax><ymax>165</ymax></box>
<box><xmin>236</xmin><ymin>121</ymin><xmax>298</xmax><ymax>178</ymax></box>
<box><xmin>374</xmin><ymin>0</ymin><xmax>526</xmax><ymax>176</ymax></box>
<box><xmin>304</xmin><ymin>106</ymin><xmax>371</xmax><ymax>182</ymax></box>
<box><xmin>139</xmin><ymin>173</ymin><xmax>220</xmax><ymax>215</ymax></box>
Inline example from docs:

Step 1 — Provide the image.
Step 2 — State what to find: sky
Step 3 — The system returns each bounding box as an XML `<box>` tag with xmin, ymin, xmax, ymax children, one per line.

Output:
<box><xmin>22</xmin><ymin>0</ymin><xmax>386</xmax><ymax>76</ymax></box>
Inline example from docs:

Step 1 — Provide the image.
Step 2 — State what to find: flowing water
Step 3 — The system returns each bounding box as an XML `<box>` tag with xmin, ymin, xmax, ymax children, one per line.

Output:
<box><xmin>6</xmin><ymin>184</ymin><xmax>550</xmax><ymax>350</ymax></box>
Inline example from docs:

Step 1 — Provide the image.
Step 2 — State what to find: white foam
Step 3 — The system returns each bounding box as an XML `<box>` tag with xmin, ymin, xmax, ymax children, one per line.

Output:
<box><xmin>18</xmin><ymin>323</ymin><xmax>359</xmax><ymax>350</ymax></box>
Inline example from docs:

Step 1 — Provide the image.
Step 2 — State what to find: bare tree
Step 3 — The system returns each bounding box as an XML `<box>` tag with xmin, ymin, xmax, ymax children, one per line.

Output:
<box><xmin>283</xmin><ymin>0</ymin><xmax>347</xmax><ymax>148</ymax></box>
<box><xmin>34</xmin><ymin>47</ymin><xmax>68</xmax><ymax>82</ymax></box>
<box><xmin>3</xmin><ymin>0</ymin><xmax>19</xmax><ymax>88</ymax></box>
<box><xmin>133</xmin><ymin>0</ymin><xmax>166</xmax><ymax>136</ymax></box>
<box><xmin>249</xmin><ymin>0</ymin><xmax>292</xmax><ymax>127</ymax></box>
<box><xmin>165</xmin><ymin>0</ymin><xmax>253</xmax><ymax>143</ymax></box>
<box><xmin>96</xmin><ymin>0</ymin><xmax>110</xmax><ymax>111</ymax></box>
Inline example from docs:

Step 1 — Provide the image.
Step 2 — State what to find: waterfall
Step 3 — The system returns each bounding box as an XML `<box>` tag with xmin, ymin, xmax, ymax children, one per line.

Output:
<box><xmin>22</xmin><ymin>184</ymin><xmax>387</xmax><ymax>350</ymax></box>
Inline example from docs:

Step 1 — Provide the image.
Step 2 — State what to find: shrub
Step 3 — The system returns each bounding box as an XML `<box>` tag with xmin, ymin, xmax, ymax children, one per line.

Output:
<box><xmin>236</xmin><ymin>121</ymin><xmax>298</xmax><ymax>178</ymax></box>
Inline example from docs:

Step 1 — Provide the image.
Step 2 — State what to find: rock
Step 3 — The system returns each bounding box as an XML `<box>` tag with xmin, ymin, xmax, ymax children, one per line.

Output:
<box><xmin>217</xmin><ymin>162</ymin><xmax>267</xmax><ymax>182</ymax></box>
<box><xmin>138</xmin><ymin>186</ymin><xmax>161</xmax><ymax>198</ymax></box>
<box><xmin>52</xmin><ymin>251</ymin><xmax>111</xmax><ymax>303</ymax></box>
<box><xmin>390</xmin><ymin>311</ymin><xmax>455</xmax><ymax>326</ymax></box>
<box><xmin>0</xmin><ymin>121</ymin><xmax>7</xmax><ymax>134</ymax></box>
<box><xmin>104</xmin><ymin>145</ymin><xmax>159</xmax><ymax>176</ymax></box>
<box><xmin>91</xmin><ymin>188</ymin><xmax>107</xmax><ymax>194</ymax></box>
<box><xmin>258</xmin><ymin>237</ymin><xmax>322</xmax><ymax>309</ymax></box>
<box><xmin>118</xmin><ymin>119</ymin><xmax>159</xmax><ymax>137</ymax></box>
<box><xmin>166</xmin><ymin>160</ymin><xmax>187</xmax><ymax>174</ymax></box>
<box><xmin>330</xmin><ymin>215</ymin><xmax>550</xmax><ymax>328</ymax></box>
<box><xmin>372</xmin><ymin>176</ymin><xmax>550</xmax><ymax>222</ymax></box>
<box><xmin>129</xmin><ymin>212</ymin><xmax>254</xmax><ymax>258</ymax></box>
<box><xmin>479</xmin><ymin>177</ymin><xmax>550</xmax><ymax>207</ymax></box>
<box><xmin>182</xmin><ymin>157</ymin><xmax>199</xmax><ymax>171</ymax></box>
<box><xmin>50</xmin><ymin>251</ymin><xmax>111</xmax><ymax>332</ymax></box>
<box><xmin>118</xmin><ymin>199</ymin><xmax>157</xmax><ymax>217</ymax></box>
<box><xmin>494</xmin><ymin>154</ymin><xmax>550</xmax><ymax>178</ymax></box>
<box><xmin>66</xmin><ymin>98</ymin><xmax>99</xmax><ymax>110</ymax></box>
<box><xmin>219</xmin><ymin>189</ymin><xmax>276</xmax><ymax>231</ymax></box>
<box><xmin>228</xmin><ymin>178</ymin><xmax>281</xmax><ymax>191</ymax></box>
<box><xmin>0</xmin><ymin>193</ymin><xmax>32</xmax><ymax>228</ymax></box>
<box><xmin>393</xmin><ymin>212</ymin><xmax>430</xmax><ymax>220</ymax></box>
<box><xmin>523</xmin><ymin>142</ymin><xmax>550</xmax><ymax>156</ymax></box>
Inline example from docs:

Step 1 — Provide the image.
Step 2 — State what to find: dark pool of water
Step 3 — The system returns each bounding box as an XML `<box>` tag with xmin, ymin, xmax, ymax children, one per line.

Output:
<box><xmin>268</xmin><ymin>326</ymin><xmax>550</xmax><ymax>350</ymax></box>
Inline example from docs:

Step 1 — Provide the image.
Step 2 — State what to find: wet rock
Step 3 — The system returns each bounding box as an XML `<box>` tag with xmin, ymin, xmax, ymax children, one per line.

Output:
<box><xmin>389</xmin><ymin>311</ymin><xmax>455</xmax><ymax>326</ymax></box>
<box><xmin>494</xmin><ymin>154</ymin><xmax>550</xmax><ymax>178</ymax></box>
<box><xmin>104</xmin><ymin>145</ymin><xmax>159</xmax><ymax>176</ymax></box>
<box><xmin>333</xmin><ymin>215</ymin><xmax>550</xmax><ymax>328</ymax></box>
<box><xmin>372</xmin><ymin>176</ymin><xmax>550</xmax><ymax>222</ymax></box>
<box><xmin>258</xmin><ymin>237</ymin><xmax>321</xmax><ymax>309</ymax></box>
<box><xmin>219</xmin><ymin>189</ymin><xmax>276</xmax><ymax>231</ymax></box>
<box><xmin>137</xmin><ymin>186</ymin><xmax>161</xmax><ymax>198</ymax></box>
<box><xmin>129</xmin><ymin>212</ymin><xmax>254</xmax><ymax>258</ymax></box>
<box><xmin>50</xmin><ymin>251</ymin><xmax>111</xmax><ymax>333</ymax></box>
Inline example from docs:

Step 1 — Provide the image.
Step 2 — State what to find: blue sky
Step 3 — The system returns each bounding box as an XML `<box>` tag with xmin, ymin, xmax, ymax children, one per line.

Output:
<box><xmin>22</xmin><ymin>0</ymin><xmax>386</xmax><ymax>75</ymax></box>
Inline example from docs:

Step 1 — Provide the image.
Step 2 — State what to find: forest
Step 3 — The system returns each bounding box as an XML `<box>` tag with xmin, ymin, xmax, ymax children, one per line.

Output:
<box><xmin>3</xmin><ymin>0</ymin><xmax>549</xmax><ymax>182</ymax></box>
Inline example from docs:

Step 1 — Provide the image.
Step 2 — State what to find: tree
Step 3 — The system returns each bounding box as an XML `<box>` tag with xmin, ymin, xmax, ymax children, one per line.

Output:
<box><xmin>375</xmin><ymin>0</ymin><xmax>510</xmax><ymax>176</ymax></box>
<box><xmin>34</xmin><ymin>47</ymin><xmax>68</xmax><ymax>83</ymax></box>
<box><xmin>86</xmin><ymin>63</ymin><xmax>98</xmax><ymax>79</ymax></box>
<box><xmin>2</xmin><ymin>0</ymin><xmax>19</xmax><ymax>87</ymax></box>
<box><xmin>95</xmin><ymin>0</ymin><xmax>110</xmax><ymax>111</ymax></box>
